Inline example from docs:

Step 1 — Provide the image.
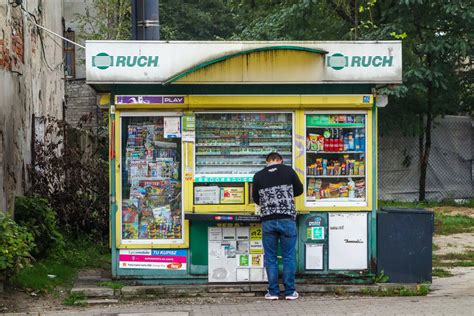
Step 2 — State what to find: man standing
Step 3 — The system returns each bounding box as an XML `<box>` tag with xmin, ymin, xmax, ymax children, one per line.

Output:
<box><xmin>252</xmin><ymin>152</ymin><xmax>303</xmax><ymax>300</ymax></box>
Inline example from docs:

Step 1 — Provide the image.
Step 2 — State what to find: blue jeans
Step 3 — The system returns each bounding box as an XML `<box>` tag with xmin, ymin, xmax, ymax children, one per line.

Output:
<box><xmin>262</xmin><ymin>218</ymin><xmax>297</xmax><ymax>296</ymax></box>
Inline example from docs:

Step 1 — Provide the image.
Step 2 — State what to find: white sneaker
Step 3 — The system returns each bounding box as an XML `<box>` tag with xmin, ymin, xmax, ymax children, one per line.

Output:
<box><xmin>285</xmin><ymin>291</ymin><xmax>299</xmax><ymax>300</ymax></box>
<box><xmin>265</xmin><ymin>292</ymin><xmax>279</xmax><ymax>300</ymax></box>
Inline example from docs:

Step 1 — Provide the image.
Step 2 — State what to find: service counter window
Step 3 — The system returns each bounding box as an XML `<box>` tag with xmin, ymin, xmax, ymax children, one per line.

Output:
<box><xmin>305</xmin><ymin>112</ymin><xmax>367</xmax><ymax>207</ymax></box>
<box><xmin>194</xmin><ymin>112</ymin><xmax>293</xmax><ymax>205</ymax></box>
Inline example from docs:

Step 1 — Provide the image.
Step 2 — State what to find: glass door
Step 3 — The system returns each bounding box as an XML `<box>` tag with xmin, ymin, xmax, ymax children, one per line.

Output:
<box><xmin>305</xmin><ymin>111</ymin><xmax>367</xmax><ymax>207</ymax></box>
<box><xmin>120</xmin><ymin>113</ymin><xmax>184</xmax><ymax>244</ymax></box>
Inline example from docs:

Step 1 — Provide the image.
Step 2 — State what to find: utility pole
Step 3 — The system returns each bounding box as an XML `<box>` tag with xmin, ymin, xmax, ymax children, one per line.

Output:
<box><xmin>131</xmin><ymin>0</ymin><xmax>160</xmax><ymax>40</ymax></box>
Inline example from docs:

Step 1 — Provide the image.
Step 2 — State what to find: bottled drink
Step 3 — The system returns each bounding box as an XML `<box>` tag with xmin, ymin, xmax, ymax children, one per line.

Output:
<box><xmin>348</xmin><ymin>178</ymin><xmax>355</xmax><ymax>199</ymax></box>
<box><xmin>344</xmin><ymin>132</ymin><xmax>349</xmax><ymax>151</ymax></box>
<box><xmin>348</xmin><ymin>132</ymin><xmax>354</xmax><ymax>151</ymax></box>
<box><xmin>339</xmin><ymin>128</ymin><xmax>344</xmax><ymax>151</ymax></box>
<box><xmin>360</xmin><ymin>130</ymin><xmax>365</xmax><ymax>151</ymax></box>
<box><xmin>355</xmin><ymin>130</ymin><xmax>360</xmax><ymax>151</ymax></box>
<box><xmin>328</xmin><ymin>129</ymin><xmax>334</xmax><ymax>152</ymax></box>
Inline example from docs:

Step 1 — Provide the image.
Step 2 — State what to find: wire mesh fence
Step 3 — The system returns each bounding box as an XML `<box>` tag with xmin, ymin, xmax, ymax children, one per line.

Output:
<box><xmin>378</xmin><ymin>115</ymin><xmax>473</xmax><ymax>202</ymax></box>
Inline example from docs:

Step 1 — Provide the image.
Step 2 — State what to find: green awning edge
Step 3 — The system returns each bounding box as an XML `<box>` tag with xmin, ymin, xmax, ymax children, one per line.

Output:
<box><xmin>163</xmin><ymin>45</ymin><xmax>328</xmax><ymax>85</ymax></box>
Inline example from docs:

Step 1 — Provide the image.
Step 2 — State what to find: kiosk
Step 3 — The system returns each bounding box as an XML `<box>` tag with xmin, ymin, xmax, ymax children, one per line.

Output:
<box><xmin>86</xmin><ymin>41</ymin><xmax>402</xmax><ymax>283</ymax></box>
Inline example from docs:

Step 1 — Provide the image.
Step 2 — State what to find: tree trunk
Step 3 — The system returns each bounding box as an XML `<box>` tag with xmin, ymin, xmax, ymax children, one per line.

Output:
<box><xmin>419</xmin><ymin>57</ymin><xmax>434</xmax><ymax>201</ymax></box>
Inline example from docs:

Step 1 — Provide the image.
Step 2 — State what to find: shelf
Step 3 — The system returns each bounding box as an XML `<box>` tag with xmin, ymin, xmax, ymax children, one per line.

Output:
<box><xmin>307</xmin><ymin>124</ymin><xmax>364</xmax><ymax>128</ymax></box>
<box><xmin>197</xmin><ymin>136</ymin><xmax>292</xmax><ymax>139</ymax></box>
<box><xmin>129</xmin><ymin>176</ymin><xmax>171</xmax><ymax>181</ymax></box>
<box><xmin>306</xmin><ymin>175</ymin><xmax>365</xmax><ymax>178</ymax></box>
<box><xmin>306</xmin><ymin>151</ymin><xmax>364</xmax><ymax>154</ymax></box>
<box><xmin>197</xmin><ymin>126</ymin><xmax>290</xmax><ymax>130</ymax></box>
<box><xmin>197</xmin><ymin>163</ymin><xmax>264</xmax><ymax>166</ymax></box>
<box><xmin>195</xmin><ymin>175</ymin><xmax>254</xmax><ymax>183</ymax></box>
<box><xmin>196</xmin><ymin>143</ymin><xmax>292</xmax><ymax>147</ymax></box>
<box><xmin>196</xmin><ymin>152</ymin><xmax>292</xmax><ymax>156</ymax></box>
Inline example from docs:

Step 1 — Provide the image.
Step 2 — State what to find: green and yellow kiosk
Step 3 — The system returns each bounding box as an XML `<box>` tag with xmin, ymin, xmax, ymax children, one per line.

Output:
<box><xmin>86</xmin><ymin>41</ymin><xmax>401</xmax><ymax>283</ymax></box>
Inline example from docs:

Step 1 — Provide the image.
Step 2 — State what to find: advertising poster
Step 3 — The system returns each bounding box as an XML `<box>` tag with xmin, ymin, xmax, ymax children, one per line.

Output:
<box><xmin>220</xmin><ymin>187</ymin><xmax>245</xmax><ymax>204</ymax></box>
<box><xmin>119</xmin><ymin>249</ymin><xmax>187</xmax><ymax>270</ymax></box>
<box><xmin>208</xmin><ymin>226</ymin><xmax>265</xmax><ymax>282</ymax></box>
<box><xmin>182</xmin><ymin>114</ymin><xmax>195</xmax><ymax>142</ymax></box>
<box><xmin>194</xmin><ymin>186</ymin><xmax>220</xmax><ymax>204</ymax></box>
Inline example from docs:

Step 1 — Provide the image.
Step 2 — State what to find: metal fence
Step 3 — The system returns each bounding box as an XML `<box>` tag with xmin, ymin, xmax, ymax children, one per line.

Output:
<box><xmin>378</xmin><ymin>115</ymin><xmax>473</xmax><ymax>201</ymax></box>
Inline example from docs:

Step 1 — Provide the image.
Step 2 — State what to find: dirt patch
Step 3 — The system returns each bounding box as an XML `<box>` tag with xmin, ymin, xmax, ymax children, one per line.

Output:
<box><xmin>434</xmin><ymin>233</ymin><xmax>474</xmax><ymax>255</ymax></box>
<box><xmin>0</xmin><ymin>286</ymin><xmax>75</xmax><ymax>314</ymax></box>
<box><xmin>431</xmin><ymin>207</ymin><xmax>474</xmax><ymax>218</ymax></box>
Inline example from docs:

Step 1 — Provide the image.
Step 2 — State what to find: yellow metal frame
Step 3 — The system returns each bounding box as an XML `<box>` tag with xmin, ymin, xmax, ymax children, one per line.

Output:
<box><xmin>113</xmin><ymin>95</ymin><xmax>374</xmax><ymax>248</ymax></box>
<box><xmin>114</xmin><ymin>109</ymin><xmax>190</xmax><ymax>249</ymax></box>
<box><xmin>296</xmin><ymin>110</ymin><xmax>373</xmax><ymax>212</ymax></box>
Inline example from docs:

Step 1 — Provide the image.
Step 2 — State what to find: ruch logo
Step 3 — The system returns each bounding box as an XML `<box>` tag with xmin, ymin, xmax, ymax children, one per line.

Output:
<box><xmin>92</xmin><ymin>52</ymin><xmax>159</xmax><ymax>70</ymax></box>
<box><xmin>327</xmin><ymin>53</ymin><xmax>394</xmax><ymax>70</ymax></box>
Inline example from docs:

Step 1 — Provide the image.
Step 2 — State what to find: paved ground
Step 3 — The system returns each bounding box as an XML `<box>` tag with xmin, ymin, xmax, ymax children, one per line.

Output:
<box><xmin>4</xmin><ymin>294</ymin><xmax>474</xmax><ymax>316</ymax></box>
<box><xmin>3</xmin><ymin>230</ymin><xmax>474</xmax><ymax>315</ymax></box>
<box><xmin>2</xmin><ymin>266</ymin><xmax>474</xmax><ymax>315</ymax></box>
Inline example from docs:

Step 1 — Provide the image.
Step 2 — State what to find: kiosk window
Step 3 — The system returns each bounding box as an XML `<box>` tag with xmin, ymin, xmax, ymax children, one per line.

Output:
<box><xmin>194</xmin><ymin>113</ymin><xmax>293</xmax><ymax>179</ymax></box>
<box><xmin>305</xmin><ymin>112</ymin><xmax>367</xmax><ymax>207</ymax></box>
<box><xmin>120</xmin><ymin>116</ymin><xmax>183</xmax><ymax>243</ymax></box>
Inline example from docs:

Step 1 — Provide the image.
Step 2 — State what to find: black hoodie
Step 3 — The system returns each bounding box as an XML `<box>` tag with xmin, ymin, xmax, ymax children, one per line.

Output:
<box><xmin>252</xmin><ymin>164</ymin><xmax>303</xmax><ymax>221</ymax></box>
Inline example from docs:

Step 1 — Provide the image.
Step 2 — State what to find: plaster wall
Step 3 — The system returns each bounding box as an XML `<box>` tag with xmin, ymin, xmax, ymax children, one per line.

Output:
<box><xmin>0</xmin><ymin>0</ymin><xmax>64</xmax><ymax>212</ymax></box>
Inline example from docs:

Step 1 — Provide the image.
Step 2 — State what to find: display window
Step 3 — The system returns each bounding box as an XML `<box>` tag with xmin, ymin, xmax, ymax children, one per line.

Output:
<box><xmin>120</xmin><ymin>114</ymin><xmax>184</xmax><ymax>244</ymax></box>
<box><xmin>194</xmin><ymin>112</ymin><xmax>293</xmax><ymax>205</ymax></box>
<box><xmin>304</xmin><ymin>111</ymin><xmax>367</xmax><ymax>207</ymax></box>
<box><xmin>195</xmin><ymin>112</ymin><xmax>293</xmax><ymax>178</ymax></box>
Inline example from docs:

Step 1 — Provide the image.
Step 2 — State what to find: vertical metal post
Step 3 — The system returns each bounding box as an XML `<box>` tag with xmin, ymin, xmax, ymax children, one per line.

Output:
<box><xmin>109</xmin><ymin>105</ymin><xmax>118</xmax><ymax>277</ymax></box>
<box><xmin>370</xmin><ymin>99</ymin><xmax>378</xmax><ymax>274</ymax></box>
<box><xmin>132</xmin><ymin>0</ymin><xmax>160</xmax><ymax>40</ymax></box>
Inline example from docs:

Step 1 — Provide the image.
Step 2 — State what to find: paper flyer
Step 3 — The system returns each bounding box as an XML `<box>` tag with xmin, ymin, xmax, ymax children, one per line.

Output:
<box><xmin>164</xmin><ymin>117</ymin><xmax>181</xmax><ymax>138</ymax></box>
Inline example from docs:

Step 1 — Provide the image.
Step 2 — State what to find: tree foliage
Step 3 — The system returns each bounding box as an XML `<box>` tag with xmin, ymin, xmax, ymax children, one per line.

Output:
<box><xmin>74</xmin><ymin>0</ymin><xmax>473</xmax><ymax>201</ymax></box>
<box><xmin>360</xmin><ymin>0</ymin><xmax>473</xmax><ymax>200</ymax></box>
<box><xmin>160</xmin><ymin>0</ymin><xmax>237</xmax><ymax>40</ymax></box>
<box><xmin>73</xmin><ymin>0</ymin><xmax>132</xmax><ymax>41</ymax></box>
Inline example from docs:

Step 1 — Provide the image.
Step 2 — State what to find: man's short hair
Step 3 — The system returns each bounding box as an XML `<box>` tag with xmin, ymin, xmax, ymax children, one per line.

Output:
<box><xmin>266</xmin><ymin>152</ymin><xmax>283</xmax><ymax>162</ymax></box>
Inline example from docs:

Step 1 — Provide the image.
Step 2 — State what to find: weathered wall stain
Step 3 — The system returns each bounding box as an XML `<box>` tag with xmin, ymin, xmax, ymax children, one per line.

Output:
<box><xmin>0</xmin><ymin>1</ymin><xmax>64</xmax><ymax>213</ymax></box>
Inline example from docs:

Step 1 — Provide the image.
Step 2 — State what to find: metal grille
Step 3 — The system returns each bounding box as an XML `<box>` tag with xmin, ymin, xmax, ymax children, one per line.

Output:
<box><xmin>378</xmin><ymin>115</ymin><xmax>473</xmax><ymax>201</ymax></box>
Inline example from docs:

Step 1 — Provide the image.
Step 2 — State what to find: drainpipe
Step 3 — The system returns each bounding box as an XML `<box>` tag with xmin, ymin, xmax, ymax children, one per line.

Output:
<box><xmin>131</xmin><ymin>0</ymin><xmax>160</xmax><ymax>40</ymax></box>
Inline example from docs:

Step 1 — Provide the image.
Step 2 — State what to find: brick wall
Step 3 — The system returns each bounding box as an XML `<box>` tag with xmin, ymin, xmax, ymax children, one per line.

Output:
<box><xmin>65</xmin><ymin>79</ymin><xmax>101</xmax><ymax>130</ymax></box>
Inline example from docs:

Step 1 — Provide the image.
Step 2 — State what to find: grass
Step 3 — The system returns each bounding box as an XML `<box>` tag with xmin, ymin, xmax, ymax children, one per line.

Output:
<box><xmin>379</xmin><ymin>199</ymin><xmax>474</xmax><ymax>209</ymax></box>
<box><xmin>361</xmin><ymin>284</ymin><xmax>430</xmax><ymax>296</ymax></box>
<box><xmin>98</xmin><ymin>280</ymin><xmax>124</xmax><ymax>290</ymax></box>
<box><xmin>432</xmin><ymin>268</ymin><xmax>453</xmax><ymax>278</ymax></box>
<box><xmin>380</xmin><ymin>200</ymin><xmax>474</xmax><ymax>235</ymax></box>
<box><xmin>11</xmin><ymin>239</ymin><xmax>110</xmax><ymax>292</ymax></box>
<box><xmin>434</xmin><ymin>213</ymin><xmax>474</xmax><ymax>235</ymax></box>
<box><xmin>433</xmin><ymin>251</ymin><xmax>474</xmax><ymax>269</ymax></box>
<box><xmin>63</xmin><ymin>292</ymin><xmax>86</xmax><ymax>306</ymax></box>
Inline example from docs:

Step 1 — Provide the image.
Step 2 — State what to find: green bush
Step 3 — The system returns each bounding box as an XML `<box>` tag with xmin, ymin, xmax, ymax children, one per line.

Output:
<box><xmin>0</xmin><ymin>214</ymin><xmax>35</xmax><ymax>274</ymax></box>
<box><xmin>14</xmin><ymin>195</ymin><xmax>64</xmax><ymax>257</ymax></box>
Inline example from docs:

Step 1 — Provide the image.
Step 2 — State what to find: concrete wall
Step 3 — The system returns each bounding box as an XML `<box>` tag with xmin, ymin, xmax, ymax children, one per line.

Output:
<box><xmin>0</xmin><ymin>0</ymin><xmax>64</xmax><ymax>213</ymax></box>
